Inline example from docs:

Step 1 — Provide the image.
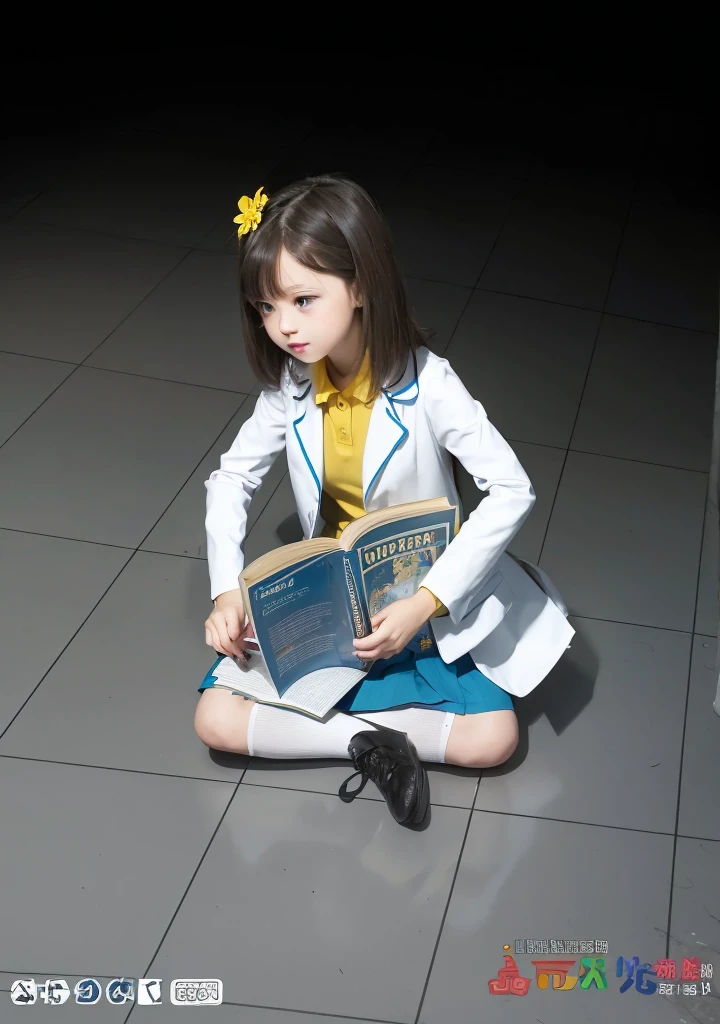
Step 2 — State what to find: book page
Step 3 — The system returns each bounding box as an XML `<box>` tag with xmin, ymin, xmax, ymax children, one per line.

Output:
<box><xmin>340</xmin><ymin>496</ymin><xmax>453</xmax><ymax>549</ymax></box>
<box><xmin>208</xmin><ymin>657</ymin><xmax>366</xmax><ymax>718</ymax></box>
<box><xmin>278</xmin><ymin>665</ymin><xmax>368</xmax><ymax>718</ymax></box>
<box><xmin>241</xmin><ymin>539</ymin><xmax>339</xmax><ymax>587</ymax></box>
<box><xmin>210</xmin><ymin>656</ymin><xmax>278</xmax><ymax>699</ymax></box>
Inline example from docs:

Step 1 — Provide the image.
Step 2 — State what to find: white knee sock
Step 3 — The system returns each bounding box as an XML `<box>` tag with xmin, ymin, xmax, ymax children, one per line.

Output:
<box><xmin>247</xmin><ymin>701</ymin><xmax>453</xmax><ymax>763</ymax></box>
<box><xmin>357</xmin><ymin>708</ymin><xmax>454</xmax><ymax>764</ymax></box>
<box><xmin>248</xmin><ymin>704</ymin><xmax>365</xmax><ymax>760</ymax></box>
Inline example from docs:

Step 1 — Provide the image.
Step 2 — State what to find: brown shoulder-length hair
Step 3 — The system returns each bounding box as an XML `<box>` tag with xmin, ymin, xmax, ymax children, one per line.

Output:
<box><xmin>237</xmin><ymin>174</ymin><xmax>427</xmax><ymax>396</ymax></box>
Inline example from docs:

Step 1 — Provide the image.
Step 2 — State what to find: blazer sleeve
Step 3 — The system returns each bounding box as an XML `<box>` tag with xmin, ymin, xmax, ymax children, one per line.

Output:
<box><xmin>205</xmin><ymin>386</ymin><xmax>287</xmax><ymax>600</ymax></box>
<box><xmin>418</xmin><ymin>359</ymin><xmax>536</xmax><ymax>624</ymax></box>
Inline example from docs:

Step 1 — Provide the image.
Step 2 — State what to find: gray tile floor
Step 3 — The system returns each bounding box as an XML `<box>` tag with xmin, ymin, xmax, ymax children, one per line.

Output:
<box><xmin>1</xmin><ymin>95</ymin><xmax>719</xmax><ymax>1024</ymax></box>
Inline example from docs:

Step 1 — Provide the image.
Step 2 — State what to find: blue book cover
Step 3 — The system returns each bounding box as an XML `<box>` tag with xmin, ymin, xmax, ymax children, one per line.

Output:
<box><xmin>241</xmin><ymin>498</ymin><xmax>458</xmax><ymax>696</ymax></box>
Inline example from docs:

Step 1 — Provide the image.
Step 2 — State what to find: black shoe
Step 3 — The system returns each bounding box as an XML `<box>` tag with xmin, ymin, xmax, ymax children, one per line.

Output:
<box><xmin>338</xmin><ymin>726</ymin><xmax>430</xmax><ymax>826</ymax></box>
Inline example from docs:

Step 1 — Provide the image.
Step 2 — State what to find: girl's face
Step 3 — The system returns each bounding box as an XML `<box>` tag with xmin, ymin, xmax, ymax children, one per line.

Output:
<box><xmin>256</xmin><ymin>248</ymin><xmax>361</xmax><ymax>366</ymax></box>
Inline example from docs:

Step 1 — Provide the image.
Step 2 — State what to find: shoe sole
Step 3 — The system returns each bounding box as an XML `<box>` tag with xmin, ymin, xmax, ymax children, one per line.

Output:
<box><xmin>400</xmin><ymin>733</ymin><xmax>430</xmax><ymax>826</ymax></box>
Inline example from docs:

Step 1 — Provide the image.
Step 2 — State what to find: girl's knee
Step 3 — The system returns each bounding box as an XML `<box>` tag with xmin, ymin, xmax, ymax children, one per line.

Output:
<box><xmin>193</xmin><ymin>698</ymin><xmax>227</xmax><ymax>750</ymax></box>
<box><xmin>194</xmin><ymin>690</ymin><xmax>252</xmax><ymax>754</ymax></box>
<box><xmin>478</xmin><ymin>723</ymin><xmax>519</xmax><ymax>768</ymax></box>
<box><xmin>446</xmin><ymin>710</ymin><xmax>518</xmax><ymax>769</ymax></box>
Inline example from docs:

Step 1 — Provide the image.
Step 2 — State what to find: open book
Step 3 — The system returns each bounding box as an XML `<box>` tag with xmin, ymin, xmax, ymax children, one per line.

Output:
<box><xmin>207</xmin><ymin>497</ymin><xmax>458</xmax><ymax>719</ymax></box>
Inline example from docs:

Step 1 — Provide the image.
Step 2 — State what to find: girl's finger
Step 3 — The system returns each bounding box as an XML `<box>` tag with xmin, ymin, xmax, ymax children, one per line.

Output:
<box><xmin>212</xmin><ymin>626</ymin><xmax>235</xmax><ymax>658</ymax></box>
<box><xmin>219</xmin><ymin>625</ymin><xmax>245</xmax><ymax>658</ymax></box>
<box><xmin>359</xmin><ymin>648</ymin><xmax>381</xmax><ymax>661</ymax></box>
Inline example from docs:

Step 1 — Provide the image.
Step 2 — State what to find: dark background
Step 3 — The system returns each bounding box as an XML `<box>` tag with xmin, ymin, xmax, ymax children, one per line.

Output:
<box><xmin>1</xmin><ymin>55</ymin><xmax>715</xmax><ymax>199</ymax></box>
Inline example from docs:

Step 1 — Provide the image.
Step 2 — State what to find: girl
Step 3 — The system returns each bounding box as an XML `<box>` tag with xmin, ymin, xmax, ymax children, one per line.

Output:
<box><xmin>195</xmin><ymin>175</ymin><xmax>574</xmax><ymax>828</ymax></box>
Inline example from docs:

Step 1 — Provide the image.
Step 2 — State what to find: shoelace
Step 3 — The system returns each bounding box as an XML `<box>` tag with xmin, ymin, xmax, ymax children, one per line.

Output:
<box><xmin>338</xmin><ymin>746</ymin><xmax>395</xmax><ymax>803</ymax></box>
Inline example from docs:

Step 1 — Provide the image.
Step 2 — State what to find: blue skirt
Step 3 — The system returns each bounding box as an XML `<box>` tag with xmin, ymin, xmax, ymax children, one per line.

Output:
<box><xmin>197</xmin><ymin>628</ymin><xmax>514</xmax><ymax>716</ymax></box>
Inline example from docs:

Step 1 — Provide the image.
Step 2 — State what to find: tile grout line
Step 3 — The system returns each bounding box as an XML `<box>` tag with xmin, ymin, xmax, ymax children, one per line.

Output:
<box><xmin>0</xmin><ymin>749</ymin><xmax>682</xmax><ymax>837</ymax></box>
<box><xmin>150</xmin><ymin>1000</ymin><xmax>401</xmax><ymax>1023</ymax></box>
<box><xmin>0</xmin><ymin>525</ymin><xmax>708</xmax><ymax>637</ymax></box>
<box><xmin>413</xmin><ymin>805</ymin><xmax>477</xmax><ymax>1024</ymax></box>
<box><xmin>130</xmin><ymin>406</ymin><xmax>254</xmax><ymax>556</ymax></box>
<box><xmin>0</xmin><ymin>748</ymin><xmax>476</xmax><ymax>813</ymax></box>
<box><xmin>553</xmin><ymin>449</ymin><xmax>709</xmax><ymax>476</ymax></box>
<box><xmin>0</xmin><ymin>350</ymin><xmax>260</xmax><ymax>397</ymax></box>
<box><xmin>3</xmin><ymin>132</ymin><xmax>715</xmax><ymax>1006</ymax></box>
<box><xmin>3</xmin><ymin>115</ymin><xmax>322</xmax><ymax>407</ymax></box>
<box><xmin>0</xmin><ymin>347</ymin><xmax>711</xmax><ymax>475</ymax></box>
<box><xmin>121</xmin><ymin>778</ymin><xmax>246</xmax><ymax>1023</ymax></box>
<box><xmin>9</xmin><ymin>205</ymin><xmax>233</xmax><ymax>251</ymax></box>
<box><xmin>567</xmin><ymin>611</ymin><xmax>700</xmax><ymax>637</ymax></box>
<box><xmin>0</xmin><ymin>401</ymin><xmax>297</xmax><ymax>746</ymax></box>
<box><xmin>536</xmin><ymin>175</ymin><xmax>640</xmax><ymax>566</ymax></box>
<box><xmin>8</xmin><ymin>216</ymin><xmax>196</xmax><ymax>251</ymax></box>
<box><xmin>664</xmin><ymin>478</ymin><xmax>712</xmax><ymax>960</ymax></box>
<box><xmin>463</xmin><ymin>801</ymin><xmax>676</xmax><ymax>838</ymax></box>
<box><xmin>469</xmin><ymin>165</ymin><xmax>535</xmax><ymax>293</ymax></box>
<box><xmin>0</xmin><ymin>118</ymin><xmax>325</xmax><ymax>463</ymax></box>
<box><xmin>0</xmin><ymin>357</ymin><xmax>78</xmax><ymax>452</ymax></box>
<box><xmin>76</xmin><ymin>250</ymin><xmax>194</xmax><ymax>368</ymax></box>
<box><xmin>6</xmin><ymin>120</ymin><xmax>322</xmax><ymax>252</ymax></box>
<box><xmin>0</xmin><ymin>391</ymin><xmax>257</xmax><ymax>744</ymax></box>
<box><xmin>429</xmin><ymin>162</ymin><xmax>535</xmax><ymax>365</ymax></box>
<box><xmin>690</xmin><ymin>479</ymin><xmax>712</xmax><ymax>638</ymax></box>
<box><xmin>231</xmin><ymin>773</ymin><xmax>484</xmax><ymax>815</ymax></box>
<box><xmin>0</xmin><ymin>752</ymin><xmax>245</xmax><ymax>785</ymax></box>
<box><xmin>0</xmin><ymin>550</ymin><xmax>141</xmax><ymax>745</ymax></box>
<box><xmin>470</xmin><ymin>286</ymin><xmax>717</xmax><ymax>337</ymax></box>
<box><xmin>4</xmin><ymin>122</ymin><xmax>336</xmax><ymax>1017</ymax></box>
<box><xmin>0</xmin><ymin>248</ymin><xmax>194</xmax><ymax>455</ymax></box>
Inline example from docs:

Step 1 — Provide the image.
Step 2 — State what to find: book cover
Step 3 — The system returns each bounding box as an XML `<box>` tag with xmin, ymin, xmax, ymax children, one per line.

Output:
<box><xmin>239</xmin><ymin>500</ymin><xmax>458</xmax><ymax>703</ymax></box>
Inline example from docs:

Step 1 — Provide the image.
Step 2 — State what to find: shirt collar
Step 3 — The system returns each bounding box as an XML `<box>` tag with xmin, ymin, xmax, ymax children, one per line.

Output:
<box><xmin>314</xmin><ymin>348</ymin><xmax>374</xmax><ymax>406</ymax></box>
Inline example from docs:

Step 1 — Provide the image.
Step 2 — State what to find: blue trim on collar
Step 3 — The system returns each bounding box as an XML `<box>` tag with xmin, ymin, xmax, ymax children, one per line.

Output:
<box><xmin>293</xmin><ymin>380</ymin><xmax>312</xmax><ymax>401</ymax></box>
<box><xmin>364</xmin><ymin>407</ymin><xmax>408</xmax><ymax>505</ymax></box>
<box><xmin>387</xmin><ymin>377</ymin><xmax>417</xmax><ymax>398</ymax></box>
<box><xmin>292</xmin><ymin>408</ymin><xmax>321</xmax><ymax>504</ymax></box>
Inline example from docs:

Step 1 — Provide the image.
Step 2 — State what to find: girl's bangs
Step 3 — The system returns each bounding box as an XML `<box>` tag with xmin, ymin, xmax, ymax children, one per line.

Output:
<box><xmin>240</xmin><ymin>227</ymin><xmax>286</xmax><ymax>305</ymax></box>
<box><xmin>241</xmin><ymin>225</ymin><xmax>342</xmax><ymax>305</ymax></box>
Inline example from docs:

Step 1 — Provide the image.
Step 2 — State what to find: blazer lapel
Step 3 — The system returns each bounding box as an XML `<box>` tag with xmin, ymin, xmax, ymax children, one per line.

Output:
<box><xmin>290</xmin><ymin>349</ymin><xmax>420</xmax><ymax>511</ymax></box>
<box><xmin>362</xmin><ymin>351</ymin><xmax>419</xmax><ymax>506</ymax></box>
<box><xmin>290</xmin><ymin>374</ymin><xmax>324</xmax><ymax>507</ymax></box>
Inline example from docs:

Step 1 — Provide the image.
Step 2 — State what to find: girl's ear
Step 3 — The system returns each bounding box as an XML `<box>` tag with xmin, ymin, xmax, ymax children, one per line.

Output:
<box><xmin>351</xmin><ymin>282</ymin><xmax>363</xmax><ymax>308</ymax></box>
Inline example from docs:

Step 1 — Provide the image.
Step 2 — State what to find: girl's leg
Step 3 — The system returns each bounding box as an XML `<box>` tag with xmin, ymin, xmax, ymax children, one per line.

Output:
<box><xmin>195</xmin><ymin>689</ymin><xmax>449</xmax><ymax>762</ymax></box>
<box><xmin>195</xmin><ymin>689</ymin><xmax>518</xmax><ymax>768</ymax></box>
<box><xmin>194</xmin><ymin>689</ymin><xmax>381</xmax><ymax>760</ymax></box>
<box><xmin>194</xmin><ymin>689</ymin><xmax>255</xmax><ymax>754</ymax></box>
<box><xmin>444</xmin><ymin>709</ymin><xmax>518</xmax><ymax>768</ymax></box>
<box><xmin>357</xmin><ymin>706</ymin><xmax>518</xmax><ymax>768</ymax></box>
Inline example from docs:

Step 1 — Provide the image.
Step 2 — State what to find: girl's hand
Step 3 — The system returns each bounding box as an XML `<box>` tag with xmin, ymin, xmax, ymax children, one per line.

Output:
<box><xmin>352</xmin><ymin>590</ymin><xmax>437</xmax><ymax>662</ymax></box>
<box><xmin>205</xmin><ymin>588</ymin><xmax>255</xmax><ymax>659</ymax></box>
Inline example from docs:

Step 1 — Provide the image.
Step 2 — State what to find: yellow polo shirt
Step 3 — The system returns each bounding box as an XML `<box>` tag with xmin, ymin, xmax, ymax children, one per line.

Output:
<box><xmin>314</xmin><ymin>351</ymin><xmax>447</xmax><ymax>617</ymax></box>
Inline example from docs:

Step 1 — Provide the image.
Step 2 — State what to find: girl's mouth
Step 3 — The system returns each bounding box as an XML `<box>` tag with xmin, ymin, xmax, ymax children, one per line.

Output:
<box><xmin>289</xmin><ymin>343</ymin><xmax>308</xmax><ymax>352</ymax></box>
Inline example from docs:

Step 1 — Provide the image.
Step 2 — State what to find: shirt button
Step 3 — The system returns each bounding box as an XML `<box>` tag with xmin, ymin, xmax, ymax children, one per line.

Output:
<box><xmin>341</xmin><ymin>428</ymin><xmax>347</xmax><ymax>436</ymax></box>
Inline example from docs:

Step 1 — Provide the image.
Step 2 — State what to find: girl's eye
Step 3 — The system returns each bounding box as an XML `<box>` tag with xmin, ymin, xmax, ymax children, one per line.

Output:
<box><xmin>258</xmin><ymin>302</ymin><xmax>273</xmax><ymax>315</ymax></box>
<box><xmin>295</xmin><ymin>296</ymin><xmax>315</xmax><ymax>309</ymax></box>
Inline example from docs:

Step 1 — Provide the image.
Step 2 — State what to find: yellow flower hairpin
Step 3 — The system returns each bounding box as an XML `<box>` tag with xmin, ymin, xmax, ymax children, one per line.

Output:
<box><xmin>234</xmin><ymin>186</ymin><xmax>269</xmax><ymax>238</ymax></box>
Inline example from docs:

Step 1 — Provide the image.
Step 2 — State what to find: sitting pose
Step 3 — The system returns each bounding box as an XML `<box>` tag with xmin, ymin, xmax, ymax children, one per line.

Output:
<box><xmin>195</xmin><ymin>175</ymin><xmax>574</xmax><ymax>828</ymax></box>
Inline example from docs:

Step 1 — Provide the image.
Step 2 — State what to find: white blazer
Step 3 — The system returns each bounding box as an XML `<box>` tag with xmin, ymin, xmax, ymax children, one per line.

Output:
<box><xmin>205</xmin><ymin>346</ymin><xmax>575</xmax><ymax>697</ymax></box>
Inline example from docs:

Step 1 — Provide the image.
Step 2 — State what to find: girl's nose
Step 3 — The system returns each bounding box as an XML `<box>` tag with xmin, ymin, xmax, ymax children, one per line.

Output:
<box><xmin>278</xmin><ymin>311</ymin><xmax>298</xmax><ymax>336</ymax></box>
